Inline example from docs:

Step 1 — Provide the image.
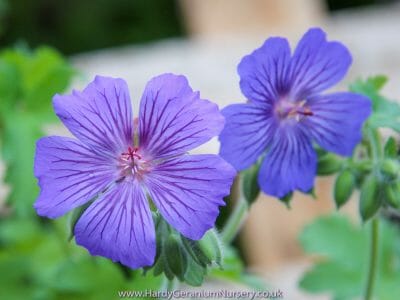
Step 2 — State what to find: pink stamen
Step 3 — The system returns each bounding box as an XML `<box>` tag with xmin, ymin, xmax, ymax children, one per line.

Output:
<box><xmin>118</xmin><ymin>146</ymin><xmax>150</xmax><ymax>180</ymax></box>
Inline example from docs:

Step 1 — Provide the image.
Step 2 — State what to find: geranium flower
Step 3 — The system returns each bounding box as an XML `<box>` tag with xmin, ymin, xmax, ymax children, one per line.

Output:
<box><xmin>219</xmin><ymin>28</ymin><xmax>371</xmax><ymax>198</ymax></box>
<box><xmin>34</xmin><ymin>74</ymin><xmax>235</xmax><ymax>269</ymax></box>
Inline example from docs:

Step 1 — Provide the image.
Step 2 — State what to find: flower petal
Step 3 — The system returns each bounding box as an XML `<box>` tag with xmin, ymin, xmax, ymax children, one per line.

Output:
<box><xmin>53</xmin><ymin>76</ymin><xmax>133</xmax><ymax>155</ymax></box>
<box><xmin>258</xmin><ymin>126</ymin><xmax>316</xmax><ymax>198</ymax></box>
<box><xmin>34</xmin><ymin>136</ymin><xmax>116</xmax><ymax>218</ymax></box>
<box><xmin>289</xmin><ymin>28</ymin><xmax>352</xmax><ymax>99</ymax></box>
<box><xmin>304</xmin><ymin>92</ymin><xmax>371</xmax><ymax>156</ymax></box>
<box><xmin>145</xmin><ymin>155</ymin><xmax>236</xmax><ymax>240</ymax></box>
<box><xmin>238</xmin><ymin>37</ymin><xmax>291</xmax><ymax>106</ymax></box>
<box><xmin>138</xmin><ymin>73</ymin><xmax>224</xmax><ymax>159</ymax></box>
<box><xmin>74</xmin><ymin>181</ymin><xmax>155</xmax><ymax>269</ymax></box>
<box><xmin>219</xmin><ymin>103</ymin><xmax>277</xmax><ymax>171</ymax></box>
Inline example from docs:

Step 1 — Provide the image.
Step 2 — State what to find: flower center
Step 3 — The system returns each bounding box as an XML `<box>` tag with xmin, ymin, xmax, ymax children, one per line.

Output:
<box><xmin>118</xmin><ymin>146</ymin><xmax>150</xmax><ymax>180</ymax></box>
<box><xmin>275</xmin><ymin>99</ymin><xmax>313</xmax><ymax>121</ymax></box>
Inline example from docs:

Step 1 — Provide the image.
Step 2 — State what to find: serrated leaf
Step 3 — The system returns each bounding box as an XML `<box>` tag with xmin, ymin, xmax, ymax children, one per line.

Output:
<box><xmin>299</xmin><ymin>214</ymin><xmax>400</xmax><ymax>300</ymax></box>
<box><xmin>350</xmin><ymin>76</ymin><xmax>400</xmax><ymax>132</ymax></box>
<box><xmin>0</xmin><ymin>47</ymin><xmax>75</xmax><ymax>113</ymax></box>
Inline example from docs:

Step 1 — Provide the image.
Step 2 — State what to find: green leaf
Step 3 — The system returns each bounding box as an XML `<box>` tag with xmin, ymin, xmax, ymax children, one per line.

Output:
<box><xmin>210</xmin><ymin>246</ymin><xmax>266</xmax><ymax>290</ymax></box>
<box><xmin>0</xmin><ymin>46</ymin><xmax>75</xmax><ymax>217</ymax></box>
<box><xmin>242</xmin><ymin>162</ymin><xmax>260</xmax><ymax>205</ymax></box>
<box><xmin>0</xmin><ymin>47</ymin><xmax>75</xmax><ymax>113</ymax></box>
<box><xmin>300</xmin><ymin>262</ymin><xmax>364</xmax><ymax>299</ymax></box>
<box><xmin>0</xmin><ymin>59</ymin><xmax>20</xmax><ymax>114</ymax></box>
<box><xmin>299</xmin><ymin>214</ymin><xmax>400</xmax><ymax>300</ymax></box>
<box><xmin>350</xmin><ymin>76</ymin><xmax>400</xmax><ymax>132</ymax></box>
<box><xmin>1</xmin><ymin>112</ymin><xmax>43</xmax><ymax>217</ymax></box>
<box><xmin>300</xmin><ymin>214</ymin><xmax>367</xmax><ymax>264</ymax></box>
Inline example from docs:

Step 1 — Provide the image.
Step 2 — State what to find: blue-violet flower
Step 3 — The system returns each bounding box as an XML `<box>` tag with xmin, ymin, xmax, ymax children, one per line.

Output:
<box><xmin>219</xmin><ymin>28</ymin><xmax>371</xmax><ymax>197</ymax></box>
<box><xmin>34</xmin><ymin>74</ymin><xmax>236</xmax><ymax>269</ymax></box>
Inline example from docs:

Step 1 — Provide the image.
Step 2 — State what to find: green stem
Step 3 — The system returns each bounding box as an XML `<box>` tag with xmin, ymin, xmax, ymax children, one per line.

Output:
<box><xmin>221</xmin><ymin>196</ymin><xmax>249</xmax><ymax>244</ymax></box>
<box><xmin>365</xmin><ymin>218</ymin><xmax>379</xmax><ymax>300</ymax></box>
<box><xmin>367</xmin><ymin>127</ymin><xmax>382</xmax><ymax>163</ymax></box>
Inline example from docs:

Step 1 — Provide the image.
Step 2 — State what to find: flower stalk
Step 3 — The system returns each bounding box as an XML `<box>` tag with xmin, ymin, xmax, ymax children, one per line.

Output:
<box><xmin>221</xmin><ymin>195</ymin><xmax>249</xmax><ymax>244</ymax></box>
<box><xmin>365</xmin><ymin>217</ymin><xmax>379</xmax><ymax>300</ymax></box>
<box><xmin>363</xmin><ymin>127</ymin><xmax>382</xmax><ymax>300</ymax></box>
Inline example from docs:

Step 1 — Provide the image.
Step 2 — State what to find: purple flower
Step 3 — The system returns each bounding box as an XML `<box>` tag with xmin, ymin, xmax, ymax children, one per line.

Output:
<box><xmin>219</xmin><ymin>28</ymin><xmax>371</xmax><ymax>198</ymax></box>
<box><xmin>34</xmin><ymin>74</ymin><xmax>235</xmax><ymax>269</ymax></box>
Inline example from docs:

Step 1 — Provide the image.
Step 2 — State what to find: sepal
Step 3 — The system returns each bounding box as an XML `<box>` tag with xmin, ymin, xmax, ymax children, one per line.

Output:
<box><xmin>148</xmin><ymin>214</ymin><xmax>224</xmax><ymax>286</ymax></box>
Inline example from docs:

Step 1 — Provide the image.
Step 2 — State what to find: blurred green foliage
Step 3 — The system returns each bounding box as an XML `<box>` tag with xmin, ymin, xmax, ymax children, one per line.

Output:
<box><xmin>0</xmin><ymin>46</ymin><xmax>264</xmax><ymax>298</ymax></box>
<box><xmin>0</xmin><ymin>46</ymin><xmax>75</xmax><ymax>217</ymax></box>
<box><xmin>350</xmin><ymin>75</ymin><xmax>400</xmax><ymax>133</ymax></box>
<box><xmin>0</xmin><ymin>0</ymin><xmax>184</xmax><ymax>55</ymax></box>
<box><xmin>0</xmin><ymin>217</ymin><xmax>166</xmax><ymax>300</ymax></box>
<box><xmin>299</xmin><ymin>214</ymin><xmax>400</xmax><ymax>300</ymax></box>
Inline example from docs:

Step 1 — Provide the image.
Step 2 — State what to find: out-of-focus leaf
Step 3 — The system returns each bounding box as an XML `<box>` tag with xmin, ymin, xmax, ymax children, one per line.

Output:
<box><xmin>350</xmin><ymin>76</ymin><xmax>400</xmax><ymax>132</ymax></box>
<box><xmin>0</xmin><ymin>59</ymin><xmax>20</xmax><ymax>115</ymax></box>
<box><xmin>299</xmin><ymin>214</ymin><xmax>400</xmax><ymax>300</ymax></box>
<box><xmin>0</xmin><ymin>47</ymin><xmax>75</xmax><ymax>113</ymax></box>
<box><xmin>0</xmin><ymin>217</ymin><xmax>166</xmax><ymax>300</ymax></box>
<box><xmin>0</xmin><ymin>46</ymin><xmax>75</xmax><ymax>217</ymax></box>
<box><xmin>210</xmin><ymin>246</ymin><xmax>266</xmax><ymax>290</ymax></box>
<box><xmin>1</xmin><ymin>112</ymin><xmax>43</xmax><ymax>217</ymax></box>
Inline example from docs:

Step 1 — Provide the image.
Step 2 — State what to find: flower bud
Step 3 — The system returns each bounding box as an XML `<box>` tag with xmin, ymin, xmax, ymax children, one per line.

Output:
<box><xmin>384</xmin><ymin>137</ymin><xmax>397</xmax><ymax>158</ymax></box>
<box><xmin>334</xmin><ymin>170</ymin><xmax>355</xmax><ymax>208</ymax></box>
<box><xmin>317</xmin><ymin>153</ymin><xmax>343</xmax><ymax>176</ymax></box>
<box><xmin>384</xmin><ymin>182</ymin><xmax>400</xmax><ymax>208</ymax></box>
<box><xmin>380</xmin><ymin>159</ymin><xmax>400</xmax><ymax>180</ymax></box>
<box><xmin>359</xmin><ymin>175</ymin><xmax>381</xmax><ymax>221</ymax></box>
<box><xmin>242</xmin><ymin>162</ymin><xmax>261</xmax><ymax>205</ymax></box>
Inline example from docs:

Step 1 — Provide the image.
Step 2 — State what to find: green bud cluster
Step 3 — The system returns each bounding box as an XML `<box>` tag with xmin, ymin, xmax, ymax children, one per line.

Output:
<box><xmin>147</xmin><ymin>213</ymin><xmax>224</xmax><ymax>286</ymax></box>
<box><xmin>321</xmin><ymin>136</ymin><xmax>400</xmax><ymax>222</ymax></box>
<box><xmin>379</xmin><ymin>138</ymin><xmax>400</xmax><ymax>212</ymax></box>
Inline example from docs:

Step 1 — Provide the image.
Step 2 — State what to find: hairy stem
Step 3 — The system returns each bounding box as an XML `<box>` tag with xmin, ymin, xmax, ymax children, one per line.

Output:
<box><xmin>365</xmin><ymin>218</ymin><xmax>379</xmax><ymax>300</ymax></box>
<box><xmin>221</xmin><ymin>196</ymin><xmax>249</xmax><ymax>244</ymax></box>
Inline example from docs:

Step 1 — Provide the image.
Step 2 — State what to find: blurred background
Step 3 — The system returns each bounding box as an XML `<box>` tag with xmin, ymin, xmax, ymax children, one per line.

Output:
<box><xmin>1</xmin><ymin>0</ymin><xmax>400</xmax><ymax>299</ymax></box>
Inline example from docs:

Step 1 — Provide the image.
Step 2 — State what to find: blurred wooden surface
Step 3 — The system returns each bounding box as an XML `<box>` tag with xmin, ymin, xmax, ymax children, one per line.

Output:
<box><xmin>179</xmin><ymin>0</ymin><xmax>326</xmax><ymax>37</ymax></box>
